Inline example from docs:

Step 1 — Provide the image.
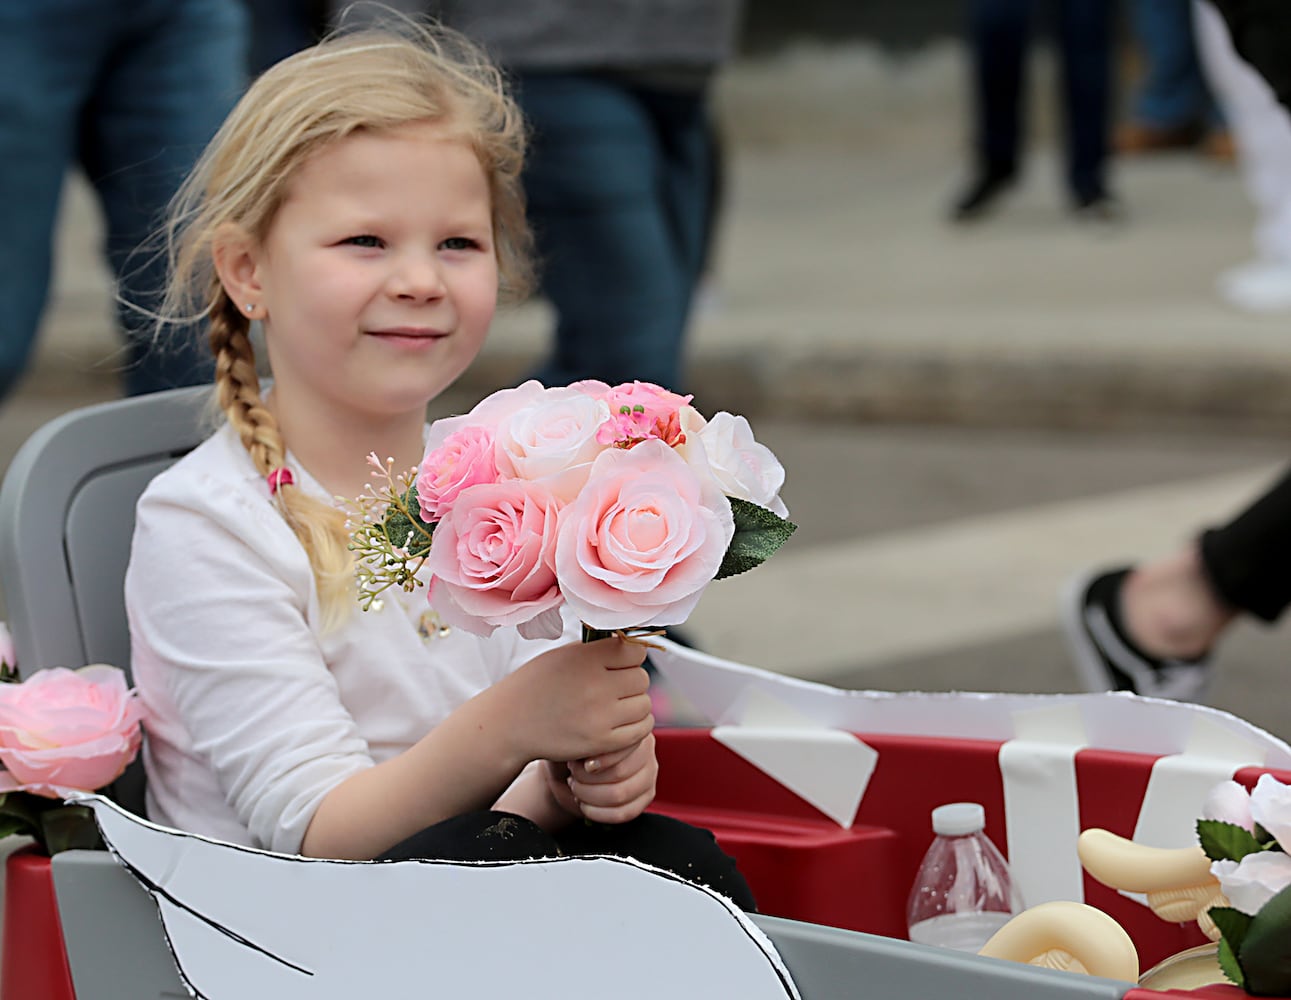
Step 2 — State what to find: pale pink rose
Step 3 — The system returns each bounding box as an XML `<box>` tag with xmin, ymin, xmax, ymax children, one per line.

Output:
<box><xmin>0</xmin><ymin>622</ymin><xmax>13</xmax><ymax>671</ymax></box>
<box><xmin>1211</xmin><ymin>852</ymin><xmax>1291</xmax><ymax>916</ymax></box>
<box><xmin>555</xmin><ymin>439</ymin><xmax>735</xmax><ymax>630</ymax></box>
<box><xmin>682</xmin><ymin>410</ymin><xmax>788</xmax><ymax>518</ymax></box>
<box><xmin>416</xmin><ymin>425</ymin><xmax>498</xmax><ymax>521</ymax></box>
<box><xmin>426</xmin><ymin>480</ymin><xmax>564</xmax><ymax>638</ymax></box>
<box><xmin>1201</xmin><ymin>779</ymin><xmax>1255</xmax><ymax>833</ymax></box>
<box><xmin>595</xmin><ymin>381</ymin><xmax>693</xmax><ymax>448</ymax></box>
<box><xmin>1250</xmin><ymin>773</ymin><xmax>1291</xmax><ymax>851</ymax></box>
<box><xmin>0</xmin><ymin>665</ymin><xmax>142</xmax><ymax>798</ymax></box>
<box><xmin>493</xmin><ymin>387</ymin><xmax>612</xmax><ymax>501</ymax></box>
<box><xmin>421</xmin><ymin>380</ymin><xmax>554</xmax><ymax>459</ymax></box>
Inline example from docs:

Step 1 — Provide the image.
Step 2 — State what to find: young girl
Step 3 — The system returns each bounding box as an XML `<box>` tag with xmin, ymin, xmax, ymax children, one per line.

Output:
<box><xmin>124</xmin><ymin>23</ymin><xmax>753</xmax><ymax>909</ymax></box>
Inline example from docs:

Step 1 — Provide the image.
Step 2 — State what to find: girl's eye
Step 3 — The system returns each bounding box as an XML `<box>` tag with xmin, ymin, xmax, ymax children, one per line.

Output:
<box><xmin>440</xmin><ymin>236</ymin><xmax>481</xmax><ymax>252</ymax></box>
<box><xmin>343</xmin><ymin>235</ymin><xmax>384</xmax><ymax>249</ymax></box>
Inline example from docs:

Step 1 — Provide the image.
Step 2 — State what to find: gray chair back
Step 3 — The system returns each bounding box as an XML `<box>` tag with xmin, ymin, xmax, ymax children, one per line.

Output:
<box><xmin>0</xmin><ymin>385</ymin><xmax>212</xmax><ymax>812</ymax></box>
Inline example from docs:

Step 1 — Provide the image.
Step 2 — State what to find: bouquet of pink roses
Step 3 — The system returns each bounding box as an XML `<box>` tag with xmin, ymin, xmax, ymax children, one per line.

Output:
<box><xmin>350</xmin><ymin>380</ymin><xmax>795</xmax><ymax>641</ymax></box>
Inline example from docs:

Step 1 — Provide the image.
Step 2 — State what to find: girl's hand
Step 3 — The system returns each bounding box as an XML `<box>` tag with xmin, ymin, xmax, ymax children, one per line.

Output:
<box><xmin>547</xmin><ymin>734</ymin><xmax>658</xmax><ymax>825</ymax></box>
<box><xmin>498</xmin><ymin>637</ymin><xmax>652</xmax><ymax>765</ymax></box>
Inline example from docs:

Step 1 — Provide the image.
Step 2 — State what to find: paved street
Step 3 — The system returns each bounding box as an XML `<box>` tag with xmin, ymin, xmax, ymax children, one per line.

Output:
<box><xmin>4</xmin><ymin>41</ymin><xmax>1291</xmax><ymax>747</ymax></box>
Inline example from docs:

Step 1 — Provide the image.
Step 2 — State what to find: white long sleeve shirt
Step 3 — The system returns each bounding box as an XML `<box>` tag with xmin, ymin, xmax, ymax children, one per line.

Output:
<box><xmin>126</xmin><ymin>424</ymin><xmax>572</xmax><ymax>854</ymax></box>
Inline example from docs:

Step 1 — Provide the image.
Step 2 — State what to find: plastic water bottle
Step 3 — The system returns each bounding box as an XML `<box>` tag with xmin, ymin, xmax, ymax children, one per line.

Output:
<box><xmin>905</xmin><ymin>802</ymin><xmax>1024</xmax><ymax>953</ymax></box>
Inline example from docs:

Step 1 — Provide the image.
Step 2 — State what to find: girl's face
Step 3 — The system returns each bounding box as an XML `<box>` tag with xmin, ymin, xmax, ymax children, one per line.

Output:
<box><xmin>242</xmin><ymin>121</ymin><xmax>498</xmax><ymax>424</ymax></box>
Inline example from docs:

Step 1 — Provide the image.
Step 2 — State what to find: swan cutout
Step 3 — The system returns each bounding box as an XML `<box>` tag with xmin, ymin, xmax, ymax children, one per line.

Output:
<box><xmin>72</xmin><ymin>794</ymin><xmax>801</xmax><ymax>1000</ymax></box>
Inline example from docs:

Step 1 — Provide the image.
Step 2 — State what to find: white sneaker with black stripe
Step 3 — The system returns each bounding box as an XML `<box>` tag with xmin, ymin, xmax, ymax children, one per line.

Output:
<box><xmin>1061</xmin><ymin>567</ymin><xmax>1213</xmax><ymax>703</ymax></box>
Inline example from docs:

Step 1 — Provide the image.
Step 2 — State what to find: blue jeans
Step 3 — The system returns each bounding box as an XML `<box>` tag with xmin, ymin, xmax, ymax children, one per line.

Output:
<box><xmin>516</xmin><ymin>72</ymin><xmax>715</xmax><ymax>394</ymax></box>
<box><xmin>1129</xmin><ymin>0</ymin><xmax>1221</xmax><ymax>129</ymax></box>
<box><xmin>967</xmin><ymin>0</ymin><xmax>1114</xmax><ymax>202</ymax></box>
<box><xmin>0</xmin><ymin>0</ymin><xmax>247</xmax><ymax>402</ymax></box>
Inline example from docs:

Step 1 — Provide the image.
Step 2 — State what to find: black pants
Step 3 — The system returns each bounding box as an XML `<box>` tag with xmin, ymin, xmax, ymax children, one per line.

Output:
<box><xmin>1199</xmin><ymin>466</ymin><xmax>1291</xmax><ymax>622</ymax></box>
<box><xmin>378</xmin><ymin>811</ymin><xmax>757</xmax><ymax>913</ymax></box>
<box><xmin>966</xmin><ymin>0</ymin><xmax>1114</xmax><ymax>201</ymax></box>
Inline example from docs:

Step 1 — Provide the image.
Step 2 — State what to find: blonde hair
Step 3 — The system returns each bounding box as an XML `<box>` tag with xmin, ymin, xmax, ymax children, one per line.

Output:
<box><xmin>160</xmin><ymin>22</ymin><xmax>531</xmax><ymax>626</ymax></box>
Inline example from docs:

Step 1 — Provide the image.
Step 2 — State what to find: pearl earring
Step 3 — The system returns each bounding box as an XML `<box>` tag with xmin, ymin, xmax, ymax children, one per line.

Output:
<box><xmin>244</xmin><ymin>303</ymin><xmax>255</xmax><ymax>314</ymax></box>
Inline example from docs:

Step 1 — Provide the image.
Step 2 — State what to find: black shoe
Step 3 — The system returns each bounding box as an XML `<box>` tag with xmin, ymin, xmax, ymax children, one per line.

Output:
<box><xmin>950</xmin><ymin>169</ymin><xmax>1015</xmax><ymax>222</ymax></box>
<box><xmin>1060</xmin><ymin>568</ymin><xmax>1213</xmax><ymax>702</ymax></box>
<box><xmin>1071</xmin><ymin>190</ymin><xmax>1125</xmax><ymax>223</ymax></box>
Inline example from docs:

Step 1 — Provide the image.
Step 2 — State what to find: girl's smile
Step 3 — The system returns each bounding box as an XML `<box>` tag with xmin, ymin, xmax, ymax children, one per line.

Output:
<box><xmin>232</xmin><ymin>120</ymin><xmax>499</xmax><ymax>433</ymax></box>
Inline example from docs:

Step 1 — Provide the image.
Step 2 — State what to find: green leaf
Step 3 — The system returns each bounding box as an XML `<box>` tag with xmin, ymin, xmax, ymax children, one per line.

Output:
<box><xmin>1218</xmin><ymin>936</ymin><xmax>1246</xmax><ymax>989</ymax></box>
<box><xmin>715</xmin><ymin>497</ymin><xmax>797</xmax><ymax>581</ymax></box>
<box><xmin>39</xmin><ymin>805</ymin><xmax>104</xmax><ymax>856</ymax></box>
<box><xmin>1240</xmin><ymin>881</ymin><xmax>1291</xmax><ymax>996</ymax></box>
<box><xmin>1209</xmin><ymin>905</ymin><xmax>1254</xmax><ymax>952</ymax></box>
<box><xmin>1198</xmin><ymin>818</ymin><xmax>1265</xmax><ymax>861</ymax></box>
<box><xmin>0</xmin><ymin>792</ymin><xmax>59</xmax><ymax>853</ymax></box>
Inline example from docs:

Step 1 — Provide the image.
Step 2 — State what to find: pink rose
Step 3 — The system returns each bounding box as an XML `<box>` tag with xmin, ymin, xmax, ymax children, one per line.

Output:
<box><xmin>0</xmin><ymin>665</ymin><xmax>143</xmax><ymax>798</ymax></box>
<box><xmin>493</xmin><ymin>386</ymin><xmax>611</xmax><ymax>501</ymax></box>
<box><xmin>1201</xmin><ymin>779</ymin><xmax>1255</xmax><ymax>833</ymax></box>
<box><xmin>416</xmin><ymin>426</ymin><xmax>498</xmax><ymax>521</ymax></box>
<box><xmin>555</xmin><ymin>439</ymin><xmax>735</xmax><ymax>630</ymax></box>
<box><xmin>682</xmin><ymin>410</ymin><xmax>788</xmax><ymax>518</ymax></box>
<box><xmin>596</xmin><ymin>381</ymin><xmax>693</xmax><ymax>449</ymax></box>
<box><xmin>426</xmin><ymin>480</ymin><xmax>565</xmax><ymax>638</ymax></box>
<box><xmin>1211</xmin><ymin>853</ymin><xmax>1291</xmax><ymax>916</ymax></box>
<box><xmin>1250</xmin><ymin>773</ymin><xmax>1291</xmax><ymax>851</ymax></box>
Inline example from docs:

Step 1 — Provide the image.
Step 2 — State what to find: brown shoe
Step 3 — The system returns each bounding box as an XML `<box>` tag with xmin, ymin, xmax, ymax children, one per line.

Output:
<box><xmin>1114</xmin><ymin>120</ymin><xmax>1204</xmax><ymax>154</ymax></box>
<box><xmin>1201</xmin><ymin>129</ymin><xmax>1236</xmax><ymax>164</ymax></box>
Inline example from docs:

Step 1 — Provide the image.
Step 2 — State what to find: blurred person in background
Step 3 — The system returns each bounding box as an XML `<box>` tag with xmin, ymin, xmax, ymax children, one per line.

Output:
<box><xmin>0</xmin><ymin>0</ymin><xmax>247</xmax><ymax>403</ymax></box>
<box><xmin>337</xmin><ymin>0</ymin><xmax>741</xmax><ymax>395</ymax></box>
<box><xmin>245</xmin><ymin>0</ymin><xmax>327</xmax><ymax>75</ymax></box>
<box><xmin>1065</xmin><ymin>0</ymin><xmax>1291</xmax><ymax>703</ymax></box>
<box><xmin>951</xmin><ymin>0</ymin><xmax>1119</xmax><ymax>223</ymax></box>
<box><xmin>1192</xmin><ymin>0</ymin><xmax>1291</xmax><ymax>313</ymax></box>
<box><xmin>1116</xmin><ymin>0</ymin><xmax>1232</xmax><ymax>161</ymax></box>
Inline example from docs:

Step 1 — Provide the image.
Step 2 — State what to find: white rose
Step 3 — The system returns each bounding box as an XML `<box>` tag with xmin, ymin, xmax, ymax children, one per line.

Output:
<box><xmin>1202</xmin><ymin>779</ymin><xmax>1255</xmax><ymax>832</ymax></box>
<box><xmin>684</xmin><ymin>410</ymin><xmax>788</xmax><ymax>518</ymax></box>
<box><xmin>0</xmin><ymin>621</ymin><xmax>13</xmax><ymax>671</ymax></box>
<box><xmin>494</xmin><ymin>388</ymin><xmax>611</xmax><ymax>502</ymax></box>
<box><xmin>1250</xmin><ymin>773</ymin><xmax>1291</xmax><ymax>852</ymax></box>
<box><xmin>1212</xmin><ymin>852</ymin><xmax>1291</xmax><ymax>916</ymax></box>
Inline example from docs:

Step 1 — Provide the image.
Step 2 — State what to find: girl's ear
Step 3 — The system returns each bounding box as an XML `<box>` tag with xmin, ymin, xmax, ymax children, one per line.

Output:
<box><xmin>211</xmin><ymin>224</ymin><xmax>266</xmax><ymax>319</ymax></box>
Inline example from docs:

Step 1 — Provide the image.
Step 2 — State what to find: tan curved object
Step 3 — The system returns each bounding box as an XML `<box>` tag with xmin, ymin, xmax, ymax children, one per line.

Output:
<box><xmin>978</xmin><ymin>901</ymin><xmax>1140</xmax><ymax>983</ymax></box>
<box><xmin>1077</xmin><ymin>829</ymin><xmax>1222</xmax><ymax>934</ymax></box>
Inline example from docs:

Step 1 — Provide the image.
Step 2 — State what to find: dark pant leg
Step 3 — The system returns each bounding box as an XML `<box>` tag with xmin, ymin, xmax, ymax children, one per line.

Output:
<box><xmin>1056</xmin><ymin>0</ymin><xmax>1115</xmax><ymax>201</ymax></box>
<box><xmin>966</xmin><ymin>0</ymin><xmax>1030</xmax><ymax>176</ymax></box>
<box><xmin>81</xmin><ymin>0</ymin><xmax>246</xmax><ymax>397</ymax></box>
<box><xmin>517</xmin><ymin>72</ymin><xmax>706</xmax><ymax>393</ymax></box>
<box><xmin>556</xmin><ymin>813</ymin><xmax>756</xmax><ymax>912</ymax></box>
<box><xmin>0</xmin><ymin>0</ymin><xmax>102</xmax><ymax>402</ymax></box>
<box><xmin>1198</xmin><ymin>466</ymin><xmax>1291</xmax><ymax>621</ymax></box>
<box><xmin>378</xmin><ymin>811</ymin><xmax>562</xmax><ymax>863</ymax></box>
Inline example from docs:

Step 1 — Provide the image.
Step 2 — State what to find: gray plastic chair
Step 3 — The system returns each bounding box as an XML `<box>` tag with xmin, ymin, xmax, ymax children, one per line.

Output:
<box><xmin>0</xmin><ymin>389</ymin><xmax>1136</xmax><ymax>1000</ymax></box>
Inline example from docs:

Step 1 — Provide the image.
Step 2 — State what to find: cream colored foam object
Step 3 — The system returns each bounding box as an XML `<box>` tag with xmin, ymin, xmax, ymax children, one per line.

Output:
<box><xmin>973</xmin><ymin>828</ymin><xmax>1226</xmax><ymax>984</ymax></box>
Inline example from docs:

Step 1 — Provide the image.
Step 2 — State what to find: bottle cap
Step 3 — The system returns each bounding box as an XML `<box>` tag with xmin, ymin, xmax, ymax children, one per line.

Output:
<box><xmin>931</xmin><ymin>802</ymin><xmax>986</xmax><ymax>836</ymax></box>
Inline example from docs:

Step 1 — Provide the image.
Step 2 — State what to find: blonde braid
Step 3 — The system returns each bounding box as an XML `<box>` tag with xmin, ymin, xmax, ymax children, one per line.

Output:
<box><xmin>209</xmin><ymin>292</ymin><xmax>355</xmax><ymax>628</ymax></box>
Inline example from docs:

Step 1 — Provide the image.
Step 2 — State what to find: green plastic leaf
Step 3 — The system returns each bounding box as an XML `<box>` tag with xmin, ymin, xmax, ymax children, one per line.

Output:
<box><xmin>715</xmin><ymin>497</ymin><xmax>797</xmax><ymax>581</ymax></box>
<box><xmin>1198</xmin><ymin>818</ymin><xmax>1265</xmax><ymax>862</ymax></box>
<box><xmin>1218</xmin><ymin>936</ymin><xmax>1246</xmax><ymax>989</ymax></box>
<box><xmin>1209</xmin><ymin>905</ymin><xmax>1254</xmax><ymax>953</ymax></box>
<box><xmin>1240</xmin><ymin>881</ymin><xmax>1291</xmax><ymax>996</ymax></box>
<box><xmin>40</xmin><ymin>804</ymin><xmax>104</xmax><ymax>856</ymax></box>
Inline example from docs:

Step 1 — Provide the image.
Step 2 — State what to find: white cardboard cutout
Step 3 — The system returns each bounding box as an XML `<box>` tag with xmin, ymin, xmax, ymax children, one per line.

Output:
<box><xmin>712</xmin><ymin>687</ymin><xmax>877</xmax><ymax>828</ymax></box>
<box><xmin>74</xmin><ymin>795</ymin><xmax>800</xmax><ymax>1000</ymax></box>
